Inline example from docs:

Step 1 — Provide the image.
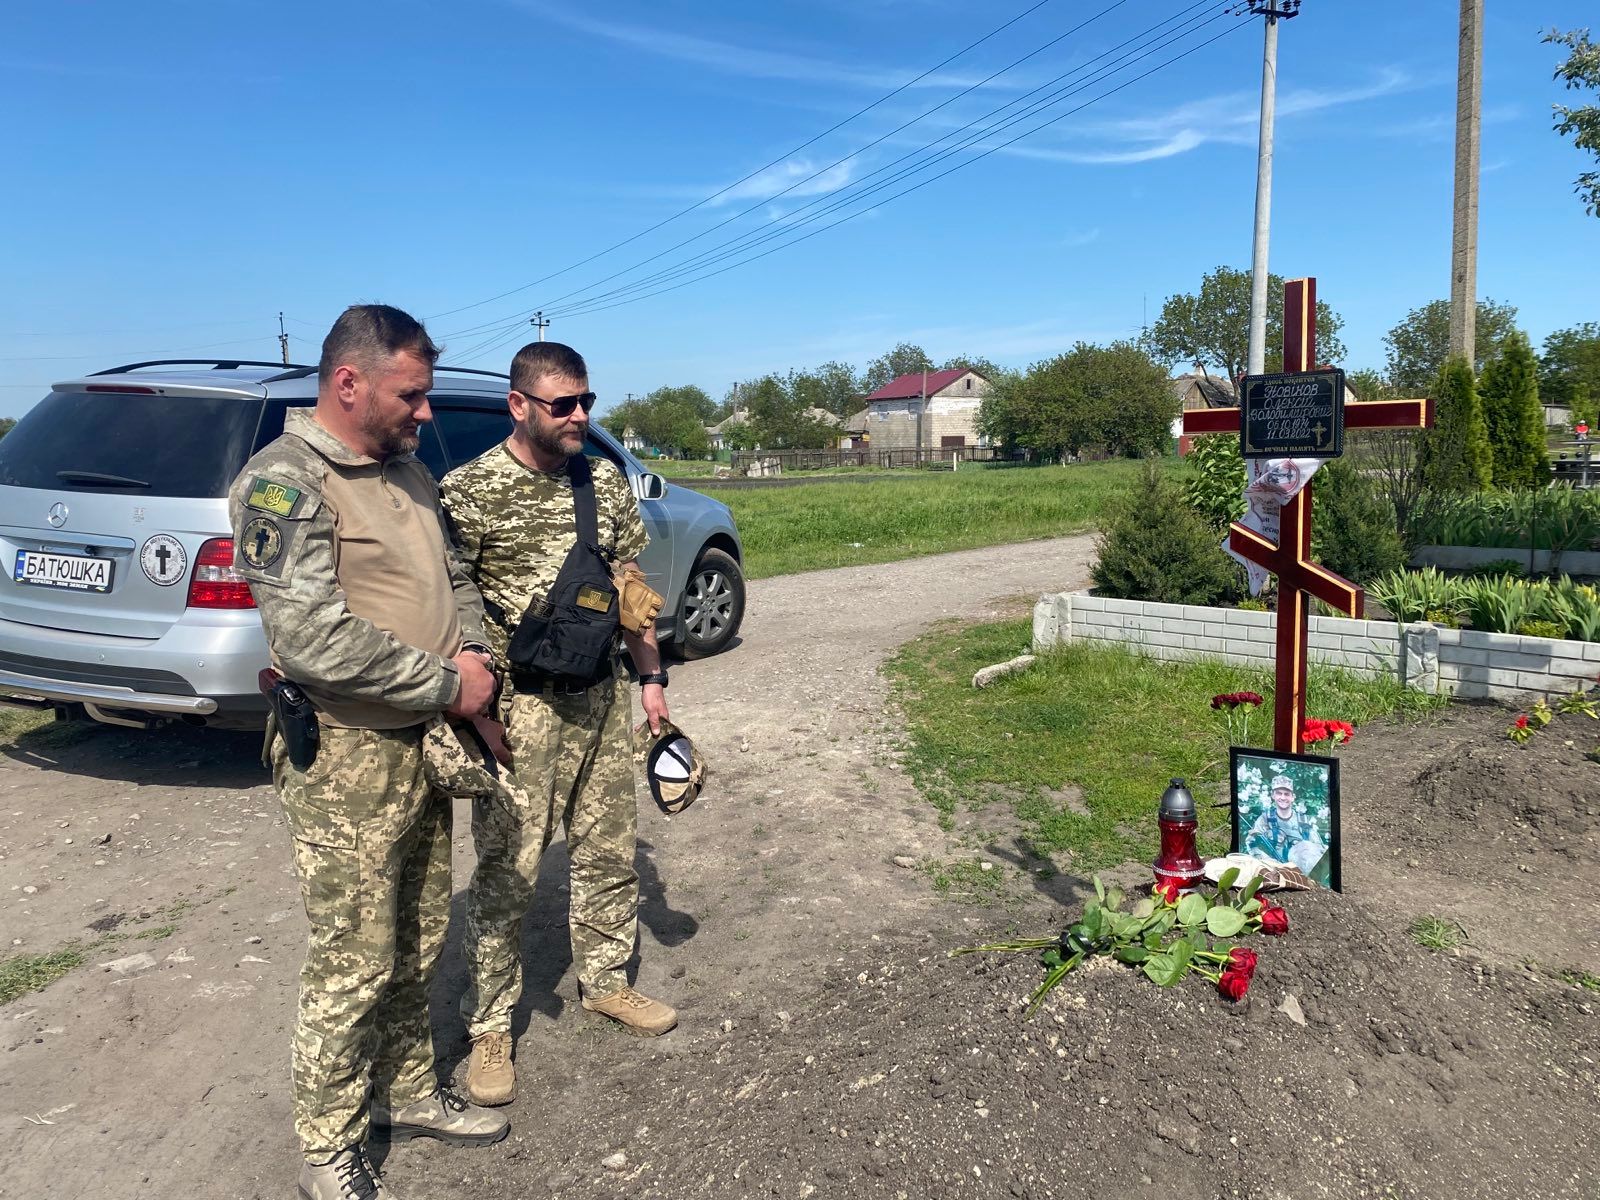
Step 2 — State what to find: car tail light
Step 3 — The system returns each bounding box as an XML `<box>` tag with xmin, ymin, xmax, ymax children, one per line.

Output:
<box><xmin>187</xmin><ymin>538</ymin><xmax>256</xmax><ymax>609</ymax></box>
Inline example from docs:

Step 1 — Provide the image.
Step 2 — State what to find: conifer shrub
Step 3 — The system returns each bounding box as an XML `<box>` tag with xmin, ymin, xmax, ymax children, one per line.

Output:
<box><xmin>1310</xmin><ymin>457</ymin><xmax>1407</xmax><ymax>585</ymax></box>
<box><xmin>1421</xmin><ymin>356</ymin><xmax>1493</xmax><ymax>493</ymax></box>
<box><xmin>1479</xmin><ymin>330</ymin><xmax>1549</xmax><ymax>489</ymax></box>
<box><xmin>1092</xmin><ymin>460</ymin><xmax>1241</xmax><ymax>605</ymax></box>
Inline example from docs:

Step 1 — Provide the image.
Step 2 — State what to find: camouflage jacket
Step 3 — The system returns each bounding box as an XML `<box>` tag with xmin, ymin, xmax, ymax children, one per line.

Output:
<box><xmin>441</xmin><ymin>443</ymin><xmax>648</xmax><ymax>658</ymax></box>
<box><xmin>228</xmin><ymin>408</ymin><xmax>489</xmax><ymax>728</ymax></box>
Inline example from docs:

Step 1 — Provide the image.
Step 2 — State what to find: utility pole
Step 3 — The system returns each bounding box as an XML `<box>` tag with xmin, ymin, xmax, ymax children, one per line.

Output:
<box><xmin>1448</xmin><ymin>0</ymin><xmax>1483</xmax><ymax>365</ymax></box>
<box><xmin>530</xmin><ymin>311</ymin><xmax>551</xmax><ymax>342</ymax></box>
<box><xmin>1245</xmin><ymin>1</ymin><xmax>1301</xmax><ymax>377</ymax></box>
<box><xmin>277</xmin><ymin>312</ymin><xmax>290</xmax><ymax>365</ymax></box>
<box><xmin>917</xmin><ymin>368</ymin><xmax>927</xmax><ymax>464</ymax></box>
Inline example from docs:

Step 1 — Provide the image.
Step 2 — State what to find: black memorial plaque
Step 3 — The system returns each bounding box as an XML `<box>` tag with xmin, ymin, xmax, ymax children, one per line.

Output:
<box><xmin>1239</xmin><ymin>369</ymin><xmax>1345</xmax><ymax>459</ymax></box>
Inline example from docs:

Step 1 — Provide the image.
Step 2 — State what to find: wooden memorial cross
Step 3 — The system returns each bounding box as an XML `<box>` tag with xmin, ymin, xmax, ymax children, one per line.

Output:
<box><xmin>1182</xmin><ymin>278</ymin><xmax>1433</xmax><ymax>754</ymax></box>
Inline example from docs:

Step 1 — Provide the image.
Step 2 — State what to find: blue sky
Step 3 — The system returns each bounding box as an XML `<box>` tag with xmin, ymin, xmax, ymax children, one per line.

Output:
<box><xmin>3</xmin><ymin>0</ymin><xmax>1596</xmax><ymax>419</ymax></box>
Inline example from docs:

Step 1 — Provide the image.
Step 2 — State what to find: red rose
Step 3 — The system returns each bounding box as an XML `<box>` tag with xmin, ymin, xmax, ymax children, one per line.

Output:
<box><xmin>1228</xmin><ymin>946</ymin><xmax>1259</xmax><ymax>977</ymax></box>
<box><xmin>1259</xmin><ymin>906</ymin><xmax>1290</xmax><ymax>935</ymax></box>
<box><xmin>1514</xmin><ymin>714</ymin><xmax>1530</xmax><ymax>730</ymax></box>
<box><xmin>1218</xmin><ymin>968</ymin><xmax>1251</xmax><ymax>1001</ymax></box>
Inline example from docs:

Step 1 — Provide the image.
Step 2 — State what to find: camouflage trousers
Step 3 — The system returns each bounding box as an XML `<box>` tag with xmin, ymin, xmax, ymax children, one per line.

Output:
<box><xmin>463</xmin><ymin>675</ymin><xmax>639</xmax><ymax>1038</ymax></box>
<box><xmin>274</xmin><ymin>723</ymin><xmax>452</xmax><ymax>1157</ymax></box>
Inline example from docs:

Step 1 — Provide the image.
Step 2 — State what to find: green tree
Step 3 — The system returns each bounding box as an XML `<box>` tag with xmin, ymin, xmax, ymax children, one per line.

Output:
<box><xmin>976</xmin><ymin>369</ymin><xmax>1026</xmax><ymax>454</ymax></box>
<box><xmin>0</xmin><ymin>417</ymin><xmax>15</xmax><ymax>442</ymax></box>
<box><xmin>1420</xmin><ymin>357</ymin><xmax>1492</xmax><ymax>493</ymax></box>
<box><xmin>1092</xmin><ymin>461</ymin><xmax>1240</xmax><ymax>605</ymax></box>
<box><xmin>1345</xmin><ymin>368</ymin><xmax>1394</xmax><ymax>402</ymax></box>
<box><xmin>1382</xmin><ymin>298</ymin><xmax>1520</xmax><ymax>392</ymax></box>
<box><xmin>1544</xmin><ymin>27</ymin><xmax>1600</xmax><ymax>216</ymax></box>
<box><xmin>1539</xmin><ymin>322</ymin><xmax>1600</xmax><ymax>409</ymax></box>
<box><xmin>1478</xmin><ymin>331</ymin><xmax>1548</xmax><ymax>489</ymax></box>
<box><xmin>646</xmin><ymin>384</ymin><xmax>717</xmax><ymax>424</ymax></box>
<box><xmin>1141</xmin><ymin>265</ymin><xmax>1348</xmax><ymax>383</ymax></box>
<box><xmin>861</xmin><ymin>343</ymin><xmax>934</xmax><ymax>394</ymax></box>
<box><xmin>1571</xmin><ymin>383</ymin><xmax>1596</xmax><ymax>432</ymax></box>
<box><xmin>1183</xmin><ymin>434</ymin><xmax>1246</xmax><ymax>529</ymax></box>
<box><xmin>940</xmin><ymin>354</ymin><xmax>1000</xmax><ymax>380</ymax></box>
<box><xmin>1309</xmin><ymin>458</ymin><xmax>1406</xmax><ymax>586</ymax></box>
<box><xmin>788</xmin><ymin>362</ymin><xmax>862</xmax><ymax>418</ymax></box>
<box><xmin>739</xmin><ymin>374</ymin><xmax>836</xmax><ymax>450</ymax></box>
<box><xmin>997</xmin><ymin>341</ymin><xmax>1176</xmax><ymax>460</ymax></box>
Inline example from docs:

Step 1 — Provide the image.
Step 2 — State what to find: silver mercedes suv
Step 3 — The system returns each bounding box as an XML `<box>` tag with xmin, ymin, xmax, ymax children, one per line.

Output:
<box><xmin>0</xmin><ymin>360</ymin><xmax>745</xmax><ymax>730</ymax></box>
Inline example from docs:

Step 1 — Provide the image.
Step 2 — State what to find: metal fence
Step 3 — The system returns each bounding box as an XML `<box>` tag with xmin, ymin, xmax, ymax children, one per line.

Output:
<box><xmin>728</xmin><ymin>446</ymin><xmax>1009</xmax><ymax>473</ymax></box>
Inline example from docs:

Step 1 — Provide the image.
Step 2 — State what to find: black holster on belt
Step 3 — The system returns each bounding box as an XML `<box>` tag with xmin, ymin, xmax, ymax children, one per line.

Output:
<box><xmin>259</xmin><ymin>668</ymin><xmax>320</xmax><ymax>770</ymax></box>
<box><xmin>505</xmin><ymin>454</ymin><xmax>621</xmax><ymax>689</ymax></box>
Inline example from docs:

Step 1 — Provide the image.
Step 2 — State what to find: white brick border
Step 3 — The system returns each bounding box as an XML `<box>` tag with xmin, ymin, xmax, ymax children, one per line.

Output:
<box><xmin>1032</xmin><ymin>592</ymin><xmax>1595</xmax><ymax>703</ymax></box>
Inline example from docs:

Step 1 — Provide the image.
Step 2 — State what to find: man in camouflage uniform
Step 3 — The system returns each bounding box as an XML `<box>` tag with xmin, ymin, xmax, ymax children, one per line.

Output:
<box><xmin>231</xmin><ymin>305</ymin><xmax>511</xmax><ymax>1200</ymax></box>
<box><xmin>442</xmin><ymin>341</ymin><xmax>676</xmax><ymax>1107</ymax></box>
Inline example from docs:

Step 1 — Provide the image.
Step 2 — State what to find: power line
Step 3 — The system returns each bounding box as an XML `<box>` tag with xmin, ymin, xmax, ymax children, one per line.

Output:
<box><xmin>436</xmin><ymin>0</ymin><xmax>1147</xmax><ymax>343</ymax></box>
<box><xmin>540</xmin><ymin>16</ymin><xmax>1249</xmax><ymax>326</ymax></box>
<box><xmin>540</xmin><ymin>7</ymin><xmax>1239</xmax><ymax>323</ymax></box>
<box><xmin>423</xmin><ymin>0</ymin><xmax>1063</xmax><ymax>326</ymax></box>
<box><xmin>544</xmin><ymin>3</ymin><xmax>1226</xmax><ymax>319</ymax></box>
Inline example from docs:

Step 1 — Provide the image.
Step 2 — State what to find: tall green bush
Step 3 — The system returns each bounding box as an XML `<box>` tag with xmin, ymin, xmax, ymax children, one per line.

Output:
<box><xmin>1309</xmin><ymin>458</ymin><xmax>1406</xmax><ymax>585</ymax></box>
<box><xmin>1479</xmin><ymin>331</ymin><xmax>1548</xmax><ymax>489</ymax></box>
<box><xmin>1092</xmin><ymin>461</ymin><xmax>1240</xmax><ymax>605</ymax></box>
<box><xmin>1421</xmin><ymin>356</ymin><xmax>1492</xmax><ymax>493</ymax></box>
<box><xmin>1182</xmin><ymin>433</ymin><xmax>1246</xmax><ymax>529</ymax></box>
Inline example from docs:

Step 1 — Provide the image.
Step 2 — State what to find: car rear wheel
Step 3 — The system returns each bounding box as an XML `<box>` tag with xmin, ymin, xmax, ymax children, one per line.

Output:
<box><xmin>677</xmin><ymin>547</ymin><xmax>744</xmax><ymax>659</ymax></box>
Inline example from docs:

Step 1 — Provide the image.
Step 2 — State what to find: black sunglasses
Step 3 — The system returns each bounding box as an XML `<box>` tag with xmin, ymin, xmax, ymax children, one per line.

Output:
<box><xmin>519</xmin><ymin>390</ymin><xmax>597</xmax><ymax>419</ymax></box>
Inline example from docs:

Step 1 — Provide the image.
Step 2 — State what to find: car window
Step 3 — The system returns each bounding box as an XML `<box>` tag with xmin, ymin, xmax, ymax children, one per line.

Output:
<box><xmin>252</xmin><ymin>398</ymin><xmax>314</xmax><ymax>452</ymax></box>
<box><xmin>414</xmin><ymin>423</ymin><xmax>449</xmax><ymax>480</ymax></box>
<box><xmin>0</xmin><ymin>391</ymin><xmax>265</xmax><ymax>498</ymax></box>
<box><xmin>431</xmin><ymin>403</ymin><xmax>512</xmax><ymax>470</ymax></box>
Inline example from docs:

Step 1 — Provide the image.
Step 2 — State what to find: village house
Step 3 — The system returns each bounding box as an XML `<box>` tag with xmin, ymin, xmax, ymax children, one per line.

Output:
<box><xmin>860</xmin><ymin>368</ymin><xmax>990</xmax><ymax>451</ymax></box>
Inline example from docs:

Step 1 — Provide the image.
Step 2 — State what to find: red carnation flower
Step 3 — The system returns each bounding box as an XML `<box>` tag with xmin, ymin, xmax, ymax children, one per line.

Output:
<box><xmin>1238</xmin><ymin>692</ymin><xmax>1263</xmax><ymax>707</ymax></box>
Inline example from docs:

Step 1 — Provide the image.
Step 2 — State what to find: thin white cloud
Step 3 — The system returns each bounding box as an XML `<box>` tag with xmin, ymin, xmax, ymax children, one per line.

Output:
<box><xmin>719</xmin><ymin>159</ymin><xmax>860</xmax><ymax>206</ymax></box>
<box><xmin>1061</xmin><ymin>227</ymin><xmax>1102</xmax><ymax>247</ymax></box>
<box><xmin>511</xmin><ymin>2</ymin><xmax>1010</xmax><ymax>91</ymax></box>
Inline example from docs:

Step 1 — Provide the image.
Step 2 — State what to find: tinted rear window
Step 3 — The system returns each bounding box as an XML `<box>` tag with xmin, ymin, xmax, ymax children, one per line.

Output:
<box><xmin>0</xmin><ymin>391</ymin><xmax>265</xmax><ymax>497</ymax></box>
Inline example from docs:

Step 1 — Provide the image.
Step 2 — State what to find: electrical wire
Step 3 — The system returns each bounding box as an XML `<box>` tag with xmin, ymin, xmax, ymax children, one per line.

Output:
<box><xmin>423</xmin><ymin>0</ymin><xmax>1063</xmax><ymax>326</ymax></box>
<box><xmin>538</xmin><ymin>3</ymin><xmax>1229</xmax><ymax>322</ymax></box>
<box><xmin>535</xmin><ymin>18</ymin><xmax>1251</xmax><ymax>325</ymax></box>
<box><xmin>431</xmin><ymin>0</ymin><xmax>1146</xmax><ymax>346</ymax></box>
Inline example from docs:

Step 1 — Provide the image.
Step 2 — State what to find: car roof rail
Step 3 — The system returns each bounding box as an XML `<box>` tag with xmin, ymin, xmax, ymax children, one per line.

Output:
<box><xmin>92</xmin><ymin>358</ymin><xmax>318</xmax><ymax>375</ymax></box>
<box><xmin>435</xmin><ymin>365</ymin><xmax>510</xmax><ymax>381</ymax></box>
<box><xmin>261</xmin><ymin>366</ymin><xmax>317</xmax><ymax>382</ymax></box>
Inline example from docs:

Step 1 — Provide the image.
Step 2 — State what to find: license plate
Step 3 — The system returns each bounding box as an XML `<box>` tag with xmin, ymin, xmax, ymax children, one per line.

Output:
<box><xmin>13</xmin><ymin>549</ymin><xmax>115</xmax><ymax>593</ymax></box>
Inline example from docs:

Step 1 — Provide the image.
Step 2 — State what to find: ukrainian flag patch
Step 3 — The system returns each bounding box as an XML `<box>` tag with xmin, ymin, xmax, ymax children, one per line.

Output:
<box><xmin>246</xmin><ymin>477</ymin><xmax>301</xmax><ymax>517</ymax></box>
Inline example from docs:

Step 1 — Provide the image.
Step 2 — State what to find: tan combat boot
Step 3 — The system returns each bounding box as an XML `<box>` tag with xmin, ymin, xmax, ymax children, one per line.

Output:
<box><xmin>371</xmin><ymin>1085</ymin><xmax>510</xmax><ymax>1146</ymax></box>
<box><xmin>465</xmin><ymin>1031</ymin><xmax>515</xmax><ymax>1107</ymax></box>
<box><xmin>298</xmin><ymin>1146</ymin><xmax>395</xmax><ymax>1200</ymax></box>
<box><xmin>581</xmin><ymin>984</ymin><xmax>678</xmax><ymax>1036</ymax></box>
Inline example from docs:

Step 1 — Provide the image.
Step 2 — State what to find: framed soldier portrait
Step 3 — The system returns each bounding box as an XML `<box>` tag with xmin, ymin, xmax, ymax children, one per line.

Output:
<box><xmin>1229</xmin><ymin>747</ymin><xmax>1341</xmax><ymax>892</ymax></box>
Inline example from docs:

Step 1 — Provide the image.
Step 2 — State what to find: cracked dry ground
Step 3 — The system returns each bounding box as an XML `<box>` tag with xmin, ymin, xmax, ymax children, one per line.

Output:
<box><xmin>4</xmin><ymin>533</ymin><xmax>1598</xmax><ymax>1200</ymax></box>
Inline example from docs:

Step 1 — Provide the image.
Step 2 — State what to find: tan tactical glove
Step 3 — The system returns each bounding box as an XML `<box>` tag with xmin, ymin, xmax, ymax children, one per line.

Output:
<box><xmin>616</xmin><ymin>562</ymin><xmax>664</xmax><ymax>635</ymax></box>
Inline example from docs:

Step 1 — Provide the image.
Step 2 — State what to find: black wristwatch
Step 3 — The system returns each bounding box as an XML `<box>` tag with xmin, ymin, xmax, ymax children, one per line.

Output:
<box><xmin>637</xmin><ymin>671</ymin><xmax>669</xmax><ymax>688</ymax></box>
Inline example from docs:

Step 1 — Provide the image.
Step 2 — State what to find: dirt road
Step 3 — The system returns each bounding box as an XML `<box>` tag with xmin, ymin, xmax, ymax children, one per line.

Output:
<box><xmin>0</xmin><ymin>535</ymin><xmax>1097</xmax><ymax>1200</ymax></box>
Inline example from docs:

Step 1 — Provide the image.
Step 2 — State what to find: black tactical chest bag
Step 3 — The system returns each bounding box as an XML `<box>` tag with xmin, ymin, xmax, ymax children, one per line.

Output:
<box><xmin>506</xmin><ymin>455</ymin><xmax>621</xmax><ymax>688</ymax></box>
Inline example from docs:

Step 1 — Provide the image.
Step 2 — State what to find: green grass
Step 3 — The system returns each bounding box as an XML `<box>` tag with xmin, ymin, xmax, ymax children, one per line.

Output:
<box><xmin>886</xmin><ymin>625</ymin><xmax>1449</xmax><ymax>873</ymax></box>
<box><xmin>1560</xmin><ymin>968</ymin><xmax>1600</xmax><ymax>990</ymax></box>
<box><xmin>723</xmin><ymin>460</ymin><xmax>1180</xmax><ymax>579</ymax></box>
<box><xmin>0</xmin><ymin>946</ymin><xmax>89</xmax><ymax>1005</ymax></box>
<box><xmin>645</xmin><ymin>458</ymin><xmax>722</xmax><ymax>477</ymax></box>
<box><xmin>0</xmin><ymin>706</ymin><xmax>52</xmax><ymax>745</ymax></box>
<box><xmin>1409</xmin><ymin>915</ymin><xmax>1469</xmax><ymax>952</ymax></box>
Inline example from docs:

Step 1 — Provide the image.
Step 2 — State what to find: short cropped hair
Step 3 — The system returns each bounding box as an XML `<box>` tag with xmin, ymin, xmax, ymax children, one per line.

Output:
<box><xmin>318</xmin><ymin>304</ymin><xmax>441</xmax><ymax>378</ymax></box>
<box><xmin>510</xmin><ymin>342</ymin><xmax>588</xmax><ymax>395</ymax></box>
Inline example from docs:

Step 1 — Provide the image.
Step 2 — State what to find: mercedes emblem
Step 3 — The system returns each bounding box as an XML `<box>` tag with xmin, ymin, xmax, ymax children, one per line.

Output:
<box><xmin>47</xmin><ymin>502</ymin><xmax>69</xmax><ymax>528</ymax></box>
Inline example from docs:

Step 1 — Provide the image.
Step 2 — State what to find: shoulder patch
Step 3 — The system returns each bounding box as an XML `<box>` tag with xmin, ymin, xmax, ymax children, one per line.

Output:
<box><xmin>246</xmin><ymin>477</ymin><xmax>304</xmax><ymax>518</ymax></box>
<box><xmin>239</xmin><ymin>516</ymin><xmax>285</xmax><ymax>569</ymax></box>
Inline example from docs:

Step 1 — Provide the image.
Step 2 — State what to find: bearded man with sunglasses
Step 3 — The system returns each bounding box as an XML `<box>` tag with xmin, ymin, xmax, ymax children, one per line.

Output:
<box><xmin>441</xmin><ymin>341</ymin><xmax>676</xmax><ymax>1107</ymax></box>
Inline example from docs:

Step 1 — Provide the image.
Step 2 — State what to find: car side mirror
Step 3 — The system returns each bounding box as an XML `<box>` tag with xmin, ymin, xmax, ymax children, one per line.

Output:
<box><xmin>634</xmin><ymin>472</ymin><xmax>667</xmax><ymax>501</ymax></box>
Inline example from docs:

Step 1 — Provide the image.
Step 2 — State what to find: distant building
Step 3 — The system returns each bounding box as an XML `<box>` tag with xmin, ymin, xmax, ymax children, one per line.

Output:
<box><xmin>861</xmin><ymin>369</ymin><xmax>990</xmax><ymax>451</ymax></box>
<box><xmin>620</xmin><ymin>426</ymin><xmax>648</xmax><ymax>454</ymax></box>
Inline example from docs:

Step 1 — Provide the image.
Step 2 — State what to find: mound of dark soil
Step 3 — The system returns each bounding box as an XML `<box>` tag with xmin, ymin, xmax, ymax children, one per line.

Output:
<box><xmin>403</xmin><ymin>888</ymin><xmax>1597</xmax><ymax>1200</ymax></box>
